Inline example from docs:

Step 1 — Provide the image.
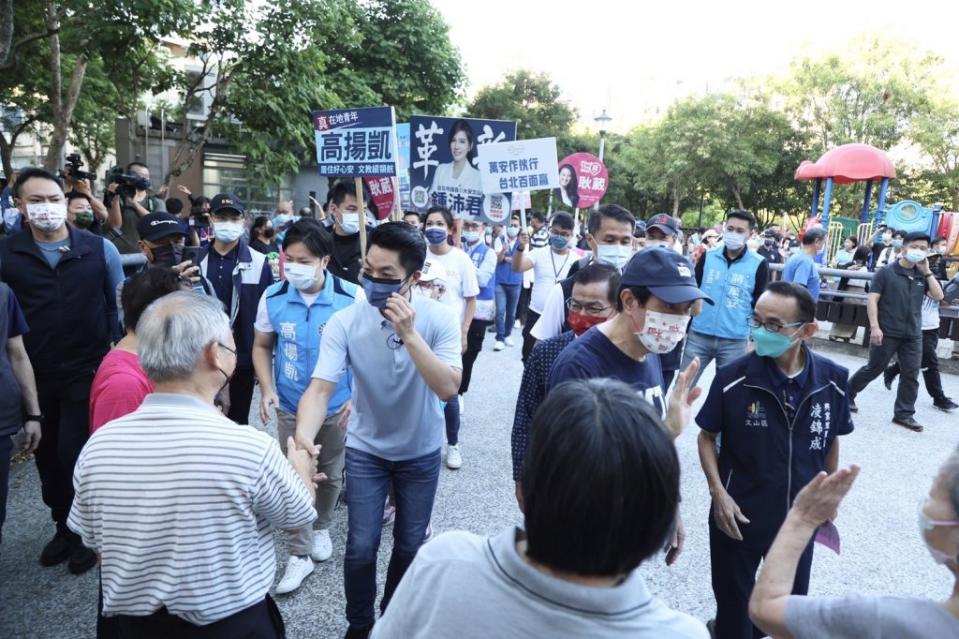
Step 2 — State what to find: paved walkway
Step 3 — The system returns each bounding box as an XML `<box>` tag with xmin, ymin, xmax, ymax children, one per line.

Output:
<box><xmin>2</xmin><ymin>340</ymin><xmax>956</xmax><ymax>638</ymax></box>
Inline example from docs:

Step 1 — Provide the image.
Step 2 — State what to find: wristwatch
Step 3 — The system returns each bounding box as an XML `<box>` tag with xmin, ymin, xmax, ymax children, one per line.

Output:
<box><xmin>25</xmin><ymin>414</ymin><xmax>43</xmax><ymax>423</ymax></box>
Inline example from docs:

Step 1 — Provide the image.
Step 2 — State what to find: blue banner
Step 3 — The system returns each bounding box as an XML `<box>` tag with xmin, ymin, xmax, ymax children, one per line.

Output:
<box><xmin>408</xmin><ymin>115</ymin><xmax>517</xmax><ymax>220</ymax></box>
<box><xmin>313</xmin><ymin>106</ymin><xmax>397</xmax><ymax>177</ymax></box>
<box><xmin>396</xmin><ymin>123</ymin><xmax>411</xmax><ymax>211</ymax></box>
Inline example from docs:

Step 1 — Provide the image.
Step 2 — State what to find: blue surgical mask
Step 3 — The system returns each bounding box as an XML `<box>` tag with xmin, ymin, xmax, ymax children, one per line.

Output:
<box><xmin>750</xmin><ymin>325</ymin><xmax>801</xmax><ymax>358</ymax></box>
<box><xmin>905</xmin><ymin>249</ymin><xmax>926</xmax><ymax>264</ymax></box>
<box><xmin>549</xmin><ymin>234</ymin><xmax>570</xmax><ymax>250</ymax></box>
<box><xmin>425</xmin><ymin>227</ymin><xmax>448</xmax><ymax>245</ymax></box>
<box><xmin>507</xmin><ymin>227</ymin><xmax>519</xmax><ymax>238</ymax></box>
<box><xmin>723</xmin><ymin>230</ymin><xmax>745</xmax><ymax>251</ymax></box>
<box><xmin>462</xmin><ymin>231</ymin><xmax>481</xmax><ymax>244</ymax></box>
<box><xmin>362</xmin><ymin>275</ymin><xmax>405</xmax><ymax>310</ymax></box>
<box><xmin>595</xmin><ymin>244</ymin><xmax>632</xmax><ymax>270</ymax></box>
<box><xmin>892</xmin><ymin>239</ymin><xmax>903</xmax><ymax>249</ymax></box>
<box><xmin>339</xmin><ymin>212</ymin><xmax>360</xmax><ymax>235</ymax></box>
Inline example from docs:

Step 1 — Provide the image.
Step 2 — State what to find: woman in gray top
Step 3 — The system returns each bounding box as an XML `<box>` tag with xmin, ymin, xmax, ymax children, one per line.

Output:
<box><xmin>750</xmin><ymin>447</ymin><xmax>959</xmax><ymax>638</ymax></box>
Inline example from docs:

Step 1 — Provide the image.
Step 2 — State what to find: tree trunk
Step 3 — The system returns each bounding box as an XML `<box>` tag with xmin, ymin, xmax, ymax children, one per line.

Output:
<box><xmin>0</xmin><ymin>134</ymin><xmax>12</xmax><ymax>179</ymax></box>
<box><xmin>0</xmin><ymin>0</ymin><xmax>12</xmax><ymax>66</ymax></box>
<box><xmin>732</xmin><ymin>186</ymin><xmax>744</xmax><ymax>210</ymax></box>
<box><xmin>671</xmin><ymin>182</ymin><xmax>680</xmax><ymax>217</ymax></box>
<box><xmin>41</xmin><ymin>1</ymin><xmax>87</xmax><ymax>171</ymax></box>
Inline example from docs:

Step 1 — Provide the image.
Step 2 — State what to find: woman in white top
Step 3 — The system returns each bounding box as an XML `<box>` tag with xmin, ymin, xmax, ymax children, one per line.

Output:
<box><xmin>429</xmin><ymin>119</ymin><xmax>483</xmax><ymax>244</ymax></box>
<box><xmin>423</xmin><ymin>205</ymin><xmax>479</xmax><ymax>470</ymax></box>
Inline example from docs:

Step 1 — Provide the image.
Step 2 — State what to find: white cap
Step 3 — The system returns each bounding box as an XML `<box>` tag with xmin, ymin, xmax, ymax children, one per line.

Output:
<box><xmin>420</xmin><ymin>258</ymin><xmax>448</xmax><ymax>283</ymax></box>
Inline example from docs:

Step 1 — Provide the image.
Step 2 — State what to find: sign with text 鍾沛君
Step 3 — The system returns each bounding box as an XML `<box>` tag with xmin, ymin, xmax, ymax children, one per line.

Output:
<box><xmin>408</xmin><ymin>115</ymin><xmax>517</xmax><ymax>222</ymax></box>
<box><xmin>478</xmin><ymin>137</ymin><xmax>560</xmax><ymax>197</ymax></box>
<box><xmin>313</xmin><ymin>107</ymin><xmax>397</xmax><ymax>178</ymax></box>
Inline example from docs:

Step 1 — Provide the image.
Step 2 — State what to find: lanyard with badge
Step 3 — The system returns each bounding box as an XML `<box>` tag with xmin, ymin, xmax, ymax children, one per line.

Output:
<box><xmin>549</xmin><ymin>250</ymin><xmax>571</xmax><ymax>282</ymax></box>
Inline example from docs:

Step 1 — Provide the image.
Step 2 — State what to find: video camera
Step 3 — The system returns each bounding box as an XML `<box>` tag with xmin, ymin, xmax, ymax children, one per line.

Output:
<box><xmin>106</xmin><ymin>165</ymin><xmax>151</xmax><ymax>197</ymax></box>
<box><xmin>61</xmin><ymin>152</ymin><xmax>97</xmax><ymax>184</ymax></box>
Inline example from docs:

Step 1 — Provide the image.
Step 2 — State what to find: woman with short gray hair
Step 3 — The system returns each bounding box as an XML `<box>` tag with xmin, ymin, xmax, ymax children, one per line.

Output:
<box><xmin>749</xmin><ymin>449</ymin><xmax>959</xmax><ymax>638</ymax></box>
<box><xmin>69</xmin><ymin>290</ymin><xmax>321</xmax><ymax>637</ymax></box>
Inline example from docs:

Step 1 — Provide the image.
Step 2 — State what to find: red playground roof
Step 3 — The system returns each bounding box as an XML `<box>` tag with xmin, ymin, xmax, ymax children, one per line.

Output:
<box><xmin>794</xmin><ymin>144</ymin><xmax>896</xmax><ymax>184</ymax></box>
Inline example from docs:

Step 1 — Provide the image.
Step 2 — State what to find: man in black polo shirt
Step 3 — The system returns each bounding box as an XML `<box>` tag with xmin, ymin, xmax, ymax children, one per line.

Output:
<box><xmin>326</xmin><ymin>181</ymin><xmax>369</xmax><ymax>285</ymax></box>
<box><xmin>847</xmin><ymin>231</ymin><xmax>944</xmax><ymax>431</ymax></box>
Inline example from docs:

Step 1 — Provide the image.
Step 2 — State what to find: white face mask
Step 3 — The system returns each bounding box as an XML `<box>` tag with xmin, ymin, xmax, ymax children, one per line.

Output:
<box><xmin>213</xmin><ymin>220</ymin><xmax>244</xmax><ymax>243</ymax></box>
<box><xmin>634</xmin><ymin>309</ymin><xmax>690</xmax><ymax>354</ymax></box>
<box><xmin>284</xmin><ymin>262</ymin><xmax>321</xmax><ymax>291</ymax></box>
<box><xmin>723</xmin><ymin>230</ymin><xmax>746</xmax><ymax>251</ymax></box>
<box><xmin>595</xmin><ymin>244</ymin><xmax>632</xmax><ymax>270</ymax></box>
<box><xmin>645</xmin><ymin>240</ymin><xmax>672</xmax><ymax>249</ymax></box>
<box><xmin>26</xmin><ymin>201</ymin><xmax>67</xmax><ymax>232</ymax></box>
<box><xmin>339</xmin><ymin>212</ymin><xmax>360</xmax><ymax>234</ymax></box>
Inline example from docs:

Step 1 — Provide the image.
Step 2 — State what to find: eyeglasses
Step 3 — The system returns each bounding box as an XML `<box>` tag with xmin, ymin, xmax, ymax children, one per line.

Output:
<box><xmin>748</xmin><ymin>319</ymin><xmax>804</xmax><ymax>334</ymax></box>
<box><xmin>566</xmin><ymin>298</ymin><xmax>612</xmax><ymax>315</ymax></box>
<box><xmin>216</xmin><ymin>342</ymin><xmax>236</xmax><ymax>356</ymax></box>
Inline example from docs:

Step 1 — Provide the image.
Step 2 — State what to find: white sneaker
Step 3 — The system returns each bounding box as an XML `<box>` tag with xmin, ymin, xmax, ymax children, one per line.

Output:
<box><xmin>504</xmin><ymin>337</ymin><xmax>515</xmax><ymax>347</ymax></box>
<box><xmin>446</xmin><ymin>444</ymin><xmax>463</xmax><ymax>469</ymax></box>
<box><xmin>514</xmin><ymin>319</ymin><xmax>522</xmax><ymax>329</ymax></box>
<box><xmin>275</xmin><ymin>555</ymin><xmax>314</xmax><ymax>594</ymax></box>
<box><xmin>493</xmin><ymin>340</ymin><xmax>505</xmax><ymax>351</ymax></box>
<box><xmin>311</xmin><ymin>529</ymin><xmax>332</xmax><ymax>562</ymax></box>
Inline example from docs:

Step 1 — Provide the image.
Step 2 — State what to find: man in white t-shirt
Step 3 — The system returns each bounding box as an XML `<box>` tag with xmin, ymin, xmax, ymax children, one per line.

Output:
<box><xmin>511</xmin><ymin>211</ymin><xmax>577</xmax><ymax>362</ymax></box>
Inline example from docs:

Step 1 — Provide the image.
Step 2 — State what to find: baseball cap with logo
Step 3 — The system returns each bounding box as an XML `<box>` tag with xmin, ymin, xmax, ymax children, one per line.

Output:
<box><xmin>646</xmin><ymin>213</ymin><xmax>680</xmax><ymax>237</ymax></box>
<box><xmin>210</xmin><ymin>193</ymin><xmax>246</xmax><ymax>217</ymax></box>
<box><xmin>137</xmin><ymin>212</ymin><xmax>186</xmax><ymax>242</ymax></box>
<box><xmin>621</xmin><ymin>247</ymin><xmax>714</xmax><ymax>305</ymax></box>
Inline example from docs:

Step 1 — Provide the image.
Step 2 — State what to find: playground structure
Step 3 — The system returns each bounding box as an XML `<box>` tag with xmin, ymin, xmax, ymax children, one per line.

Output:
<box><xmin>794</xmin><ymin>143</ymin><xmax>959</xmax><ymax>271</ymax></box>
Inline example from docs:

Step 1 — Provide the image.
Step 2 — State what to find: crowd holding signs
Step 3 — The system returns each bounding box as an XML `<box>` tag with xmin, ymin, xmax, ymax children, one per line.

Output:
<box><xmin>5</xmin><ymin>98</ymin><xmax>959</xmax><ymax>639</ymax></box>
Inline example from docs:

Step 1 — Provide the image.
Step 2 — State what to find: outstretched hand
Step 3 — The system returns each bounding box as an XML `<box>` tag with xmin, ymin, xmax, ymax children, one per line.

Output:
<box><xmin>791</xmin><ymin>465</ymin><xmax>861</xmax><ymax>528</ymax></box>
<box><xmin>664</xmin><ymin>357</ymin><xmax>701</xmax><ymax>439</ymax></box>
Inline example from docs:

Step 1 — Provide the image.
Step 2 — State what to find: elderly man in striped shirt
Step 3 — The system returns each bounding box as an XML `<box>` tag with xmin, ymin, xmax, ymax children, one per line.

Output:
<box><xmin>68</xmin><ymin>291</ymin><xmax>319</xmax><ymax>638</ymax></box>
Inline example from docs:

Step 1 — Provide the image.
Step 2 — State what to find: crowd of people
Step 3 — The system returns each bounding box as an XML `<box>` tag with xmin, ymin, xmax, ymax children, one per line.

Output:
<box><xmin>1</xmin><ymin>165</ymin><xmax>958</xmax><ymax>639</ymax></box>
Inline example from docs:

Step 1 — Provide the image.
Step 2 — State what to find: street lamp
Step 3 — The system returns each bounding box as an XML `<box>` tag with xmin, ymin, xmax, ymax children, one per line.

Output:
<box><xmin>594</xmin><ymin>109</ymin><xmax>612</xmax><ymax>210</ymax></box>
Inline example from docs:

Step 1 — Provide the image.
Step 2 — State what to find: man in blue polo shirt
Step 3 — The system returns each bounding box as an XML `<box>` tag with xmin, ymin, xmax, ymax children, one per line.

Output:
<box><xmin>682</xmin><ymin>209</ymin><xmax>768</xmax><ymax>384</ymax></box>
<box><xmin>782</xmin><ymin>226</ymin><xmax>826</xmax><ymax>302</ymax></box>
<box><xmin>295</xmin><ymin>222</ymin><xmax>461</xmax><ymax>639</ymax></box>
<box><xmin>696</xmin><ymin>281</ymin><xmax>854</xmax><ymax>639</ymax></box>
<box><xmin>252</xmin><ymin>218</ymin><xmax>361</xmax><ymax>595</ymax></box>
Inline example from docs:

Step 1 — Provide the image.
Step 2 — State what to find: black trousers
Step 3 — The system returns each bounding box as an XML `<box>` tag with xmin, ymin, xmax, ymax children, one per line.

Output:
<box><xmin>709</xmin><ymin>517</ymin><xmax>814</xmax><ymax>639</ymax></box>
<box><xmin>34</xmin><ymin>370</ymin><xmax>95</xmax><ymax>532</ymax></box>
<box><xmin>521</xmin><ymin>310</ymin><xmax>541</xmax><ymax>364</ymax></box>
<box><xmin>848</xmin><ymin>334</ymin><xmax>922</xmax><ymax>419</ymax></box>
<box><xmin>227</xmin><ymin>367</ymin><xmax>256</xmax><ymax>424</ymax></box>
<box><xmin>459</xmin><ymin>319</ymin><xmax>491</xmax><ymax>395</ymax></box>
<box><xmin>517</xmin><ymin>286</ymin><xmax>531</xmax><ymax>325</ymax></box>
<box><xmin>117</xmin><ymin>595</ymin><xmax>284</xmax><ymax>638</ymax></box>
<box><xmin>886</xmin><ymin>329</ymin><xmax>947</xmax><ymax>403</ymax></box>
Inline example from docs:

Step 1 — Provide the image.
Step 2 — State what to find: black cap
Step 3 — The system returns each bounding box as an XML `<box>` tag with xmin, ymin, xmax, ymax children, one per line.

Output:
<box><xmin>210</xmin><ymin>193</ymin><xmax>245</xmax><ymax>217</ymax></box>
<box><xmin>633</xmin><ymin>220</ymin><xmax>647</xmax><ymax>238</ymax></box>
<box><xmin>137</xmin><ymin>212</ymin><xmax>185</xmax><ymax>242</ymax></box>
<box><xmin>646</xmin><ymin>213</ymin><xmax>679</xmax><ymax>237</ymax></box>
<box><xmin>621</xmin><ymin>247</ymin><xmax>714</xmax><ymax>305</ymax></box>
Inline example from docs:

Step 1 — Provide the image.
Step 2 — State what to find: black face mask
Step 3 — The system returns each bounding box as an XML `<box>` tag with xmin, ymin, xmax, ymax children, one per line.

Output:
<box><xmin>263</xmin><ymin>227</ymin><xmax>276</xmax><ymax>239</ymax></box>
<box><xmin>150</xmin><ymin>243</ymin><xmax>184</xmax><ymax>268</ymax></box>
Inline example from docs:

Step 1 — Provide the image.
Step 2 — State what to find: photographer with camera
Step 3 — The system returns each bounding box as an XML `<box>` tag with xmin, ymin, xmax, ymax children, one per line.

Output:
<box><xmin>106</xmin><ymin>162</ymin><xmax>166</xmax><ymax>254</ymax></box>
<box><xmin>177</xmin><ymin>184</ymin><xmax>212</xmax><ymax>248</ymax></box>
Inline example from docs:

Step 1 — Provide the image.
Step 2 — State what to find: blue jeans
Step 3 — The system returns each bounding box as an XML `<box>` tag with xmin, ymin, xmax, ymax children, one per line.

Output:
<box><xmin>681</xmin><ymin>329</ymin><xmax>748</xmax><ymax>385</ymax></box>
<box><xmin>444</xmin><ymin>396</ymin><xmax>460</xmax><ymax>446</ymax></box>
<box><xmin>343</xmin><ymin>447</ymin><xmax>440</xmax><ymax>627</ymax></box>
<box><xmin>494</xmin><ymin>283</ymin><xmax>521</xmax><ymax>341</ymax></box>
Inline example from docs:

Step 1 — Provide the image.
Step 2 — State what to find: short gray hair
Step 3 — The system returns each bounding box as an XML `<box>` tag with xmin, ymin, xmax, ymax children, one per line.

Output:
<box><xmin>137</xmin><ymin>291</ymin><xmax>232</xmax><ymax>382</ymax></box>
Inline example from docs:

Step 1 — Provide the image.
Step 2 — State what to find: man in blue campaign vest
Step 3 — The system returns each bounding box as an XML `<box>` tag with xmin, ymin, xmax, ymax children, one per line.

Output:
<box><xmin>252</xmin><ymin>218</ymin><xmax>361</xmax><ymax>595</ymax></box>
<box><xmin>460</xmin><ymin>218</ymin><xmax>497</xmax><ymax>420</ymax></box>
<box><xmin>682</xmin><ymin>209</ymin><xmax>768</xmax><ymax>385</ymax></box>
<box><xmin>696</xmin><ymin>281</ymin><xmax>854</xmax><ymax>639</ymax></box>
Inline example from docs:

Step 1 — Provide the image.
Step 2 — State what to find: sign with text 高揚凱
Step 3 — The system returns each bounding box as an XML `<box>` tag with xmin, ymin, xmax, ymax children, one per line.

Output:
<box><xmin>556</xmin><ymin>152</ymin><xmax>608</xmax><ymax>209</ymax></box>
<box><xmin>408</xmin><ymin>115</ymin><xmax>517</xmax><ymax>221</ymax></box>
<box><xmin>312</xmin><ymin>107</ymin><xmax>397</xmax><ymax>178</ymax></box>
<box><xmin>477</xmin><ymin>137</ymin><xmax>560</xmax><ymax>196</ymax></box>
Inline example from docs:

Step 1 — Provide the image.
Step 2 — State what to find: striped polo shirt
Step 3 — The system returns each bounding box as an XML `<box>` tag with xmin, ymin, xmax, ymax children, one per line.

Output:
<box><xmin>68</xmin><ymin>392</ymin><xmax>315</xmax><ymax>625</ymax></box>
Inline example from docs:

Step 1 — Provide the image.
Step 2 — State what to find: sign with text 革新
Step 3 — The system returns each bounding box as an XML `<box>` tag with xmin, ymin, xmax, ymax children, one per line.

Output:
<box><xmin>408</xmin><ymin>115</ymin><xmax>517</xmax><ymax>221</ymax></box>
<box><xmin>313</xmin><ymin>106</ymin><xmax>397</xmax><ymax>177</ymax></box>
<box><xmin>478</xmin><ymin>137</ymin><xmax>560</xmax><ymax>195</ymax></box>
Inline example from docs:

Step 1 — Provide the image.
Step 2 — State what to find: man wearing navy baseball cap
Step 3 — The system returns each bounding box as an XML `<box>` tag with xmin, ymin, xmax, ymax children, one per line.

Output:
<box><xmin>547</xmin><ymin>246</ymin><xmax>713</xmax><ymax>564</ymax></box>
<box><xmin>645</xmin><ymin>213</ymin><xmax>680</xmax><ymax>249</ymax></box>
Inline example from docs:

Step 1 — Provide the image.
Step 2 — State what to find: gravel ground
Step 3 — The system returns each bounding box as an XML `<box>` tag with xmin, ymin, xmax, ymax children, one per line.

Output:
<box><xmin>2</xmin><ymin>338</ymin><xmax>956</xmax><ymax>638</ymax></box>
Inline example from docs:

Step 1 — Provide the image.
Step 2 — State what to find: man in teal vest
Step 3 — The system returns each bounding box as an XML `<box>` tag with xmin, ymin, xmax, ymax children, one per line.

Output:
<box><xmin>252</xmin><ymin>218</ymin><xmax>360</xmax><ymax>595</ymax></box>
<box><xmin>681</xmin><ymin>209</ymin><xmax>769</xmax><ymax>384</ymax></box>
